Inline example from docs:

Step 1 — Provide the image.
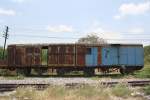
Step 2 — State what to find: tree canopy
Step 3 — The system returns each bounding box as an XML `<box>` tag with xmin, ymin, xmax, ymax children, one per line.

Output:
<box><xmin>144</xmin><ymin>45</ymin><xmax>150</xmax><ymax>64</ymax></box>
<box><xmin>77</xmin><ymin>33</ymin><xmax>107</xmax><ymax>44</ymax></box>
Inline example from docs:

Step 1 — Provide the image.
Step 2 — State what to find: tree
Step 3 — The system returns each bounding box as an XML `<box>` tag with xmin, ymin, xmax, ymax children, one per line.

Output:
<box><xmin>0</xmin><ymin>47</ymin><xmax>7</xmax><ymax>60</ymax></box>
<box><xmin>144</xmin><ymin>45</ymin><xmax>150</xmax><ymax>64</ymax></box>
<box><xmin>0</xmin><ymin>47</ymin><xmax>3</xmax><ymax>59</ymax></box>
<box><xmin>77</xmin><ymin>33</ymin><xmax>107</xmax><ymax>44</ymax></box>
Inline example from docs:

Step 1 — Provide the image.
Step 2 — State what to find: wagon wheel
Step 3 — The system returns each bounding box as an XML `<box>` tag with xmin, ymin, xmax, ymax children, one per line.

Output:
<box><xmin>119</xmin><ymin>66</ymin><xmax>133</xmax><ymax>75</ymax></box>
<box><xmin>100</xmin><ymin>68</ymin><xmax>109</xmax><ymax>74</ymax></box>
<box><xmin>16</xmin><ymin>68</ymin><xmax>31</xmax><ymax>76</ymax></box>
<box><xmin>56</xmin><ymin>69</ymin><xmax>65</xmax><ymax>76</ymax></box>
<box><xmin>25</xmin><ymin>68</ymin><xmax>32</xmax><ymax>76</ymax></box>
<box><xmin>119</xmin><ymin>68</ymin><xmax>125</xmax><ymax>75</ymax></box>
<box><xmin>84</xmin><ymin>68</ymin><xmax>95</xmax><ymax>76</ymax></box>
<box><xmin>34</xmin><ymin>68</ymin><xmax>48</xmax><ymax>76</ymax></box>
<box><xmin>9</xmin><ymin>67</ymin><xmax>16</xmax><ymax>71</ymax></box>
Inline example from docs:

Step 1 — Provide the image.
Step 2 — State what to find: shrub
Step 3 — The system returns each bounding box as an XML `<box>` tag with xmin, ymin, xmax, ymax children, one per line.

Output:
<box><xmin>143</xmin><ymin>86</ymin><xmax>150</xmax><ymax>95</ymax></box>
<box><xmin>12</xmin><ymin>87</ymin><xmax>36</xmax><ymax>99</ymax></box>
<box><xmin>0</xmin><ymin>47</ymin><xmax>7</xmax><ymax>60</ymax></box>
<box><xmin>111</xmin><ymin>84</ymin><xmax>132</xmax><ymax>98</ymax></box>
<box><xmin>135</xmin><ymin>66</ymin><xmax>150</xmax><ymax>78</ymax></box>
<box><xmin>0</xmin><ymin>69</ymin><xmax>10</xmax><ymax>76</ymax></box>
<box><xmin>10</xmin><ymin>85</ymin><xmax>111</xmax><ymax>100</ymax></box>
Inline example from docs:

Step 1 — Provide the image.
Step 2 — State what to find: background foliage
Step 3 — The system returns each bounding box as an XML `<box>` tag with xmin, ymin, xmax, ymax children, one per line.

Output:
<box><xmin>144</xmin><ymin>45</ymin><xmax>150</xmax><ymax>64</ymax></box>
<box><xmin>0</xmin><ymin>47</ymin><xmax>7</xmax><ymax>60</ymax></box>
<box><xmin>77</xmin><ymin>33</ymin><xmax>107</xmax><ymax>44</ymax></box>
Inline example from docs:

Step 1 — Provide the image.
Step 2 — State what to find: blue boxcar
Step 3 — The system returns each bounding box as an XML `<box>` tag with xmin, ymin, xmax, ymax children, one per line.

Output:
<box><xmin>101</xmin><ymin>45</ymin><xmax>144</xmax><ymax>68</ymax></box>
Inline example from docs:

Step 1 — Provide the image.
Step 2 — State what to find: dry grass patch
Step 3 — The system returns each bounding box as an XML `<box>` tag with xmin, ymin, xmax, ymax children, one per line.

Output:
<box><xmin>9</xmin><ymin>85</ymin><xmax>111</xmax><ymax>100</ymax></box>
<box><xmin>0</xmin><ymin>84</ymin><xmax>147</xmax><ymax>100</ymax></box>
<box><xmin>111</xmin><ymin>84</ymin><xmax>132</xmax><ymax>98</ymax></box>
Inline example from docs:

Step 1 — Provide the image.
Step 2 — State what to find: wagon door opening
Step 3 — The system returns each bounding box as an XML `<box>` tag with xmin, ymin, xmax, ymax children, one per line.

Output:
<box><xmin>85</xmin><ymin>47</ymin><xmax>98</xmax><ymax>66</ymax></box>
<box><xmin>41</xmin><ymin>46</ymin><xmax>48</xmax><ymax>65</ymax></box>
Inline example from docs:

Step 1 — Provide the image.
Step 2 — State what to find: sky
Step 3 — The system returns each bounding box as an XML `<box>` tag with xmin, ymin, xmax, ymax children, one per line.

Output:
<box><xmin>0</xmin><ymin>0</ymin><xmax>150</xmax><ymax>46</ymax></box>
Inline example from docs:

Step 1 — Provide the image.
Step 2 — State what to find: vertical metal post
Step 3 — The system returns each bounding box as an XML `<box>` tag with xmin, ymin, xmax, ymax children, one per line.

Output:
<box><xmin>2</xmin><ymin>26</ymin><xmax>9</xmax><ymax>60</ymax></box>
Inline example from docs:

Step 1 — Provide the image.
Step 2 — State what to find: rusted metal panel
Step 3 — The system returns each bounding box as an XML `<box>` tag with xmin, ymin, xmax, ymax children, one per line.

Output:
<box><xmin>7</xmin><ymin>46</ymin><xmax>16</xmax><ymax>66</ymax></box>
<box><xmin>58</xmin><ymin>45</ymin><xmax>75</xmax><ymax>66</ymax></box>
<box><xmin>25</xmin><ymin>46</ymin><xmax>41</xmax><ymax>66</ymax></box>
<box><xmin>34</xmin><ymin>47</ymin><xmax>41</xmax><ymax>65</ymax></box>
<box><xmin>76</xmin><ymin>45</ymin><xmax>86</xmax><ymax>66</ymax></box>
<box><xmin>65</xmin><ymin>46</ymin><xmax>74</xmax><ymax>65</ymax></box>
<box><xmin>7</xmin><ymin>44</ymin><xmax>102</xmax><ymax>67</ymax></box>
<box><xmin>15</xmin><ymin>48</ymin><xmax>21</xmax><ymax>65</ymax></box>
<box><xmin>98</xmin><ymin>47</ymin><xmax>101</xmax><ymax>65</ymax></box>
<box><xmin>58</xmin><ymin>45</ymin><xmax>65</xmax><ymax>65</ymax></box>
<box><xmin>48</xmin><ymin>45</ymin><xmax>75</xmax><ymax>66</ymax></box>
<box><xmin>48</xmin><ymin>55</ymin><xmax>58</xmax><ymax>65</ymax></box>
<box><xmin>48</xmin><ymin>45</ymin><xmax>58</xmax><ymax>66</ymax></box>
<box><xmin>50</xmin><ymin>45</ymin><xmax>58</xmax><ymax>54</ymax></box>
<box><xmin>15</xmin><ymin>46</ymin><xmax>26</xmax><ymax>66</ymax></box>
<box><xmin>26</xmin><ymin>47</ymin><xmax>34</xmax><ymax>66</ymax></box>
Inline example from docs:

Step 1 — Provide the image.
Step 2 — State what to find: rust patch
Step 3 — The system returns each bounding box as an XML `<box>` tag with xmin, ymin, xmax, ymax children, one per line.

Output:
<box><xmin>7</xmin><ymin>45</ymin><xmax>16</xmax><ymax>66</ymax></box>
<box><xmin>26</xmin><ymin>47</ymin><xmax>34</xmax><ymax>66</ymax></box>
<box><xmin>98</xmin><ymin>47</ymin><xmax>101</xmax><ymax>65</ymax></box>
<box><xmin>65</xmin><ymin>46</ymin><xmax>74</xmax><ymax>65</ymax></box>
<box><xmin>76</xmin><ymin>45</ymin><xmax>85</xmax><ymax>66</ymax></box>
<box><xmin>15</xmin><ymin>46</ymin><xmax>26</xmax><ymax>66</ymax></box>
<box><xmin>48</xmin><ymin>45</ymin><xmax>75</xmax><ymax>66</ymax></box>
<box><xmin>48</xmin><ymin>45</ymin><xmax>58</xmax><ymax>65</ymax></box>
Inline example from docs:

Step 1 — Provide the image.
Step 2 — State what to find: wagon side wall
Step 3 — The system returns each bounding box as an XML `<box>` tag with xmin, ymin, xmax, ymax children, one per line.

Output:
<box><xmin>48</xmin><ymin>45</ymin><xmax>75</xmax><ymax>67</ymax></box>
<box><xmin>8</xmin><ymin>45</ymin><xmax>16</xmax><ymax>67</ymax></box>
<box><xmin>101</xmin><ymin>45</ymin><xmax>144</xmax><ymax>68</ymax></box>
<box><xmin>119</xmin><ymin>45</ymin><xmax>144</xmax><ymax>66</ymax></box>
<box><xmin>25</xmin><ymin>46</ymin><xmax>42</xmax><ymax>67</ymax></box>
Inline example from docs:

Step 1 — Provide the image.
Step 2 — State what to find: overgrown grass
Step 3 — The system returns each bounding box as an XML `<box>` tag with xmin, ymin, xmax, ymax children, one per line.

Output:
<box><xmin>0</xmin><ymin>75</ymin><xmax>24</xmax><ymax>80</ymax></box>
<box><xmin>0</xmin><ymin>47</ymin><xmax>7</xmax><ymax>60</ymax></box>
<box><xmin>142</xmin><ymin>85</ymin><xmax>150</xmax><ymax>95</ymax></box>
<box><xmin>0</xmin><ymin>69</ymin><xmax>10</xmax><ymax>76</ymax></box>
<box><xmin>5</xmin><ymin>74</ymin><xmax>25</xmax><ymax>80</ymax></box>
<box><xmin>0</xmin><ymin>84</ymin><xmax>146</xmax><ymax>100</ymax></box>
<box><xmin>0</xmin><ymin>69</ymin><xmax>25</xmax><ymax>80</ymax></box>
<box><xmin>111</xmin><ymin>84</ymin><xmax>132</xmax><ymax>98</ymax></box>
<box><xmin>9</xmin><ymin>85</ymin><xmax>110</xmax><ymax>100</ymax></box>
<box><xmin>134</xmin><ymin>65</ymin><xmax>150</xmax><ymax>78</ymax></box>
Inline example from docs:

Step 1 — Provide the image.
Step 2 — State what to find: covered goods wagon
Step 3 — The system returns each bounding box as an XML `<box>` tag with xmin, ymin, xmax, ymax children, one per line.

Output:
<box><xmin>0</xmin><ymin>43</ymin><xmax>144</xmax><ymax>76</ymax></box>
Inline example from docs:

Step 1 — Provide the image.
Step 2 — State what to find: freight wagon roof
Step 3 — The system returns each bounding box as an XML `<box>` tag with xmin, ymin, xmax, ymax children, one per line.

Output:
<box><xmin>8</xmin><ymin>43</ymin><xmax>143</xmax><ymax>47</ymax></box>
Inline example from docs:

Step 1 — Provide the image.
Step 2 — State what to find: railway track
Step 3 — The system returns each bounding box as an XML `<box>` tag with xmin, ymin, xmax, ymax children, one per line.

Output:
<box><xmin>101</xmin><ymin>80</ymin><xmax>150</xmax><ymax>86</ymax></box>
<box><xmin>0</xmin><ymin>83</ymin><xmax>50</xmax><ymax>92</ymax></box>
<box><xmin>0</xmin><ymin>79</ymin><xmax>149</xmax><ymax>92</ymax></box>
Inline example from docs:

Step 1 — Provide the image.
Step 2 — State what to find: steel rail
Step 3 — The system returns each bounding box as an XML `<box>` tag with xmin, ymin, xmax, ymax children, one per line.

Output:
<box><xmin>0</xmin><ymin>80</ymin><xmax>149</xmax><ymax>92</ymax></box>
<box><xmin>101</xmin><ymin>80</ymin><xmax>150</xmax><ymax>86</ymax></box>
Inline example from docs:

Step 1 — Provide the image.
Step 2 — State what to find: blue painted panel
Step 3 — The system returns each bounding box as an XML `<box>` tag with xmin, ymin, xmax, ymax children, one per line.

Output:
<box><xmin>93</xmin><ymin>48</ymin><xmax>98</xmax><ymax>66</ymax></box>
<box><xmin>85</xmin><ymin>47</ymin><xmax>98</xmax><ymax>66</ymax></box>
<box><xmin>119</xmin><ymin>47</ymin><xmax>136</xmax><ymax>66</ymax></box>
<box><xmin>135</xmin><ymin>47</ymin><xmax>144</xmax><ymax>66</ymax></box>
<box><xmin>127</xmin><ymin>47</ymin><xmax>136</xmax><ymax>65</ymax></box>
<box><xmin>119</xmin><ymin>47</ymin><xmax>144</xmax><ymax>66</ymax></box>
<box><xmin>86</xmin><ymin>54</ymin><xmax>93</xmax><ymax>66</ymax></box>
<box><xmin>119</xmin><ymin>47</ymin><xmax>128</xmax><ymax>65</ymax></box>
<box><xmin>102</xmin><ymin>47</ymin><xmax>118</xmax><ymax>65</ymax></box>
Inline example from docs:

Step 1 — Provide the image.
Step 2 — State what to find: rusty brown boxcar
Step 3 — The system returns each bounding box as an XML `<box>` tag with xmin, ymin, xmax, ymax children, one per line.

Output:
<box><xmin>0</xmin><ymin>43</ymin><xmax>144</xmax><ymax>76</ymax></box>
<box><xmin>3</xmin><ymin>44</ymin><xmax>103</xmax><ymax>75</ymax></box>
